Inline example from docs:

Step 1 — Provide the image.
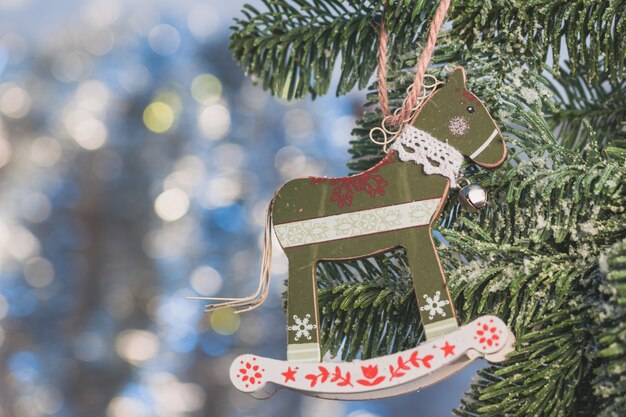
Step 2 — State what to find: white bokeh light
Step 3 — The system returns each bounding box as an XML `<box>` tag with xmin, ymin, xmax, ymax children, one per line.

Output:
<box><xmin>330</xmin><ymin>115</ymin><xmax>356</xmax><ymax>149</ymax></box>
<box><xmin>0</xmin><ymin>134</ymin><xmax>12</xmax><ymax>168</ymax></box>
<box><xmin>148</xmin><ymin>24</ymin><xmax>180</xmax><ymax>56</ymax></box>
<box><xmin>274</xmin><ymin>146</ymin><xmax>307</xmax><ymax>178</ymax></box>
<box><xmin>148</xmin><ymin>373</ymin><xmax>206</xmax><ymax>414</ymax></box>
<box><xmin>198</xmin><ymin>103</ymin><xmax>231</xmax><ymax>140</ymax></box>
<box><xmin>29</xmin><ymin>136</ymin><xmax>62</xmax><ymax>167</ymax></box>
<box><xmin>115</xmin><ymin>329</ymin><xmax>159</xmax><ymax>364</ymax></box>
<box><xmin>154</xmin><ymin>188</ymin><xmax>190</xmax><ymax>221</ymax></box>
<box><xmin>81</xmin><ymin>0</ymin><xmax>121</xmax><ymax>29</ymax></box>
<box><xmin>190</xmin><ymin>265</ymin><xmax>223</xmax><ymax>296</ymax></box>
<box><xmin>107</xmin><ymin>396</ymin><xmax>150</xmax><ymax>417</ymax></box>
<box><xmin>21</xmin><ymin>192</ymin><xmax>52</xmax><ymax>223</ymax></box>
<box><xmin>76</xmin><ymin>80</ymin><xmax>110</xmax><ymax>113</ymax></box>
<box><xmin>72</xmin><ymin>118</ymin><xmax>108</xmax><ymax>150</ymax></box>
<box><xmin>202</xmin><ymin>175</ymin><xmax>243</xmax><ymax>208</ymax></box>
<box><xmin>23</xmin><ymin>257</ymin><xmax>55</xmax><ymax>288</ymax></box>
<box><xmin>187</xmin><ymin>4</ymin><xmax>220</xmax><ymax>41</ymax></box>
<box><xmin>0</xmin><ymin>83</ymin><xmax>31</xmax><ymax>118</ymax></box>
<box><xmin>33</xmin><ymin>385</ymin><xmax>64</xmax><ymax>415</ymax></box>
<box><xmin>283</xmin><ymin>108</ymin><xmax>314</xmax><ymax>144</ymax></box>
<box><xmin>7</xmin><ymin>225</ymin><xmax>40</xmax><ymax>260</ymax></box>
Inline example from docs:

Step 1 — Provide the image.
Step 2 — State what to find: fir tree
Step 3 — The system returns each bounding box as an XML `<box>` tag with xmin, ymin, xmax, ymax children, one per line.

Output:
<box><xmin>230</xmin><ymin>1</ymin><xmax>626</xmax><ymax>415</ymax></box>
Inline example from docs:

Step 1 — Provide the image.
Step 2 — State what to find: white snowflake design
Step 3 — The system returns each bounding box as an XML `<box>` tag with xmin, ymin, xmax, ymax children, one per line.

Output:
<box><xmin>448</xmin><ymin>116</ymin><xmax>469</xmax><ymax>136</ymax></box>
<box><xmin>281</xmin><ymin>221</ymin><xmax>328</xmax><ymax>246</ymax></box>
<box><xmin>287</xmin><ymin>314</ymin><xmax>317</xmax><ymax>341</ymax></box>
<box><xmin>408</xmin><ymin>199</ymin><xmax>439</xmax><ymax>224</ymax></box>
<box><xmin>420</xmin><ymin>291</ymin><xmax>450</xmax><ymax>320</ymax></box>
<box><xmin>333</xmin><ymin>212</ymin><xmax>364</xmax><ymax>236</ymax></box>
<box><xmin>361</xmin><ymin>208</ymin><xmax>402</xmax><ymax>232</ymax></box>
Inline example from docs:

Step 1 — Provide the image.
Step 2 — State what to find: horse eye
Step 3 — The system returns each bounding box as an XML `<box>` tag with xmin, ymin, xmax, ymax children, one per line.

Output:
<box><xmin>466</xmin><ymin>106</ymin><xmax>475</xmax><ymax>114</ymax></box>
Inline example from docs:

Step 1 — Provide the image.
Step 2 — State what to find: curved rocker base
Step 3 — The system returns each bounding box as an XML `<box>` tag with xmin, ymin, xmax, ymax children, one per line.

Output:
<box><xmin>230</xmin><ymin>315</ymin><xmax>515</xmax><ymax>400</ymax></box>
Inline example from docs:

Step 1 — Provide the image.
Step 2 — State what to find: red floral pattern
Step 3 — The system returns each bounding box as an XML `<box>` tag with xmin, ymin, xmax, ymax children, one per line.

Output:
<box><xmin>387</xmin><ymin>350</ymin><xmax>435</xmax><ymax>381</ymax></box>
<box><xmin>309</xmin><ymin>153</ymin><xmax>396</xmax><ymax>208</ymax></box>
<box><xmin>330</xmin><ymin>366</ymin><xmax>353</xmax><ymax>387</ymax></box>
<box><xmin>475</xmin><ymin>319</ymin><xmax>501</xmax><ymax>350</ymax></box>
<box><xmin>290</xmin><ymin>351</ymin><xmax>434</xmax><ymax>388</ymax></box>
<box><xmin>232</xmin><ymin>317</ymin><xmax>514</xmax><ymax>395</ymax></box>
<box><xmin>295</xmin><ymin>348</ymin><xmax>439</xmax><ymax>389</ymax></box>
<box><xmin>356</xmin><ymin>365</ymin><xmax>385</xmax><ymax>386</ymax></box>
<box><xmin>388</xmin><ymin>356</ymin><xmax>411</xmax><ymax>380</ymax></box>
<box><xmin>236</xmin><ymin>358</ymin><xmax>265</xmax><ymax>388</ymax></box>
<box><xmin>304</xmin><ymin>366</ymin><xmax>352</xmax><ymax>388</ymax></box>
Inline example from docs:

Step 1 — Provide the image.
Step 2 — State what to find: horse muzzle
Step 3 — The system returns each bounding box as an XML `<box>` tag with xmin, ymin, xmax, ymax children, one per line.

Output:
<box><xmin>469</xmin><ymin>129</ymin><xmax>507</xmax><ymax>168</ymax></box>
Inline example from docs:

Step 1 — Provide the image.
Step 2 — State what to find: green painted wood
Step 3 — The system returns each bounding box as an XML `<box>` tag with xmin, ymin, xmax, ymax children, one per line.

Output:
<box><xmin>276</xmin><ymin>67</ymin><xmax>507</xmax><ymax>358</ymax></box>
<box><xmin>412</xmin><ymin>67</ymin><xmax>506</xmax><ymax>168</ymax></box>
<box><xmin>285</xmin><ymin>225</ymin><xmax>457</xmax><ymax>347</ymax></box>
<box><xmin>273</xmin><ymin>152</ymin><xmax>447</xmax><ymax>224</ymax></box>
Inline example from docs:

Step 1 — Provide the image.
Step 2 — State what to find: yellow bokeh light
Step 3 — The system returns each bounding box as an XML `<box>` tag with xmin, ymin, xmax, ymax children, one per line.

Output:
<box><xmin>143</xmin><ymin>101</ymin><xmax>175</xmax><ymax>133</ymax></box>
<box><xmin>191</xmin><ymin>74</ymin><xmax>222</xmax><ymax>105</ymax></box>
<box><xmin>209</xmin><ymin>307</ymin><xmax>240</xmax><ymax>335</ymax></box>
<box><xmin>155</xmin><ymin>91</ymin><xmax>182</xmax><ymax>112</ymax></box>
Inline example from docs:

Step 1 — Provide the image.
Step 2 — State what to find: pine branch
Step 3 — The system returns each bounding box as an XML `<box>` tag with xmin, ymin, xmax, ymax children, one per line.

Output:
<box><xmin>445</xmin><ymin>95</ymin><xmax>625</xmax><ymax>415</ymax></box>
<box><xmin>450</xmin><ymin>0</ymin><xmax>626</xmax><ymax>84</ymax></box>
<box><xmin>231</xmin><ymin>1</ymin><xmax>626</xmax><ymax>100</ymax></box>
<box><xmin>449</xmin><ymin>125</ymin><xmax>626</xmax><ymax>249</ymax></box>
<box><xmin>592</xmin><ymin>238</ymin><xmax>626</xmax><ymax>417</ymax></box>
<box><xmin>444</xmin><ymin>168</ymin><xmax>623</xmax><ymax>416</ymax></box>
<box><xmin>456</xmin><ymin>307</ymin><xmax>594</xmax><ymax>417</ymax></box>
<box><xmin>545</xmin><ymin>65</ymin><xmax>626</xmax><ymax>151</ymax></box>
<box><xmin>229</xmin><ymin>0</ymin><xmax>439</xmax><ymax>99</ymax></box>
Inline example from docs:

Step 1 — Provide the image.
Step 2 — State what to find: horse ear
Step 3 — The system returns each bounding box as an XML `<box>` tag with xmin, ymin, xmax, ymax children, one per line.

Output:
<box><xmin>446</xmin><ymin>67</ymin><xmax>466</xmax><ymax>90</ymax></box>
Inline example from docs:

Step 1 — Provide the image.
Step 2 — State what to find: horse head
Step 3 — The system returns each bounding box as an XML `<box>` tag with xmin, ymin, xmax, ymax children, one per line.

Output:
<box><xmin>412</xmin><ymin>67</ymin><xmax>506</xmax><ymax>168</ymax></box>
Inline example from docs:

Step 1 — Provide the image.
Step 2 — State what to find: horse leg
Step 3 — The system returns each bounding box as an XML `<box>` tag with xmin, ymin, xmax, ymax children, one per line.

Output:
<box><xmin>285</xmin><ymin>250</ymin><xmax>321</xmax><ymax>362</ymax></box>
<box><xmin>404</xmin><ymin>227</ymin><xmax>459</xmax><ymax>340</ymax></box>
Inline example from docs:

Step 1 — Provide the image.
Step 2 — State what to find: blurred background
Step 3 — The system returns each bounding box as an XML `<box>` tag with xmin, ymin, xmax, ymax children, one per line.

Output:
<box><xmin>0</xmin><ymin>0</ymin><xmax>482</xmax><ymax>416</ymax></box>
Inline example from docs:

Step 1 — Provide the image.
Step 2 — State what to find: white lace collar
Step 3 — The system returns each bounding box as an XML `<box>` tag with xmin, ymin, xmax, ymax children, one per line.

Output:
<box><xmin>390</xmin><ymin>124</ymin><xmax>463</xmax><ymax>188</ymax></box>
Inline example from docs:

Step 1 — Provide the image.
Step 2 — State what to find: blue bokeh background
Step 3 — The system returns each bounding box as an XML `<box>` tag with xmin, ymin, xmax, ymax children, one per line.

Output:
<box><xmin>0</xmin><ymin>1</ymin><xmax>482</xmax><ymax>416</ymax></box>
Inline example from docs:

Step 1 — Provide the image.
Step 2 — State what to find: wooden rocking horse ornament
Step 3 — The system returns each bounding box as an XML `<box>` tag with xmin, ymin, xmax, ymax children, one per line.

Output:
<box><xmin>194</xmin><ymin>67</ymin><xmax>516</xmax><ymax>400</ymax></box>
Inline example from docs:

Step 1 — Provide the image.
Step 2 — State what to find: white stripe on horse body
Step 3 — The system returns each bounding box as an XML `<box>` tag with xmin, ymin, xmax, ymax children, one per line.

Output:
<box><xmin>274</xmin><ymin>198</ymin><xmax>441</xmax><ymax>248</ymax></box>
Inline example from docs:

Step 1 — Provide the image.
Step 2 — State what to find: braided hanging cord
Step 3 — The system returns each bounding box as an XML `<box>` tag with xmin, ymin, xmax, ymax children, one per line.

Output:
<box><xmin>372</xmin><ymin>0</ymin><xmax>451</xmax><ymax>150</ymax></box>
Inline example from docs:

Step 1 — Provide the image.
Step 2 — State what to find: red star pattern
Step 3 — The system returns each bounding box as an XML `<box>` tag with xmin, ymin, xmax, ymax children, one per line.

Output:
<box><xmin>441</xmin><ymin>341</ymin><xmax>455</xmax><ymax>357</ymax></box>
<box><xmin>282</xmin><ymin>366</ymin><xmax>297</xmax><ymax>383</ymax></box>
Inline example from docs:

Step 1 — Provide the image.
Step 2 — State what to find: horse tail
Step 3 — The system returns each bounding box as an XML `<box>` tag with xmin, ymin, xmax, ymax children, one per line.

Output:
<box><xmin>188</xmin><ymin>197</ymin><xmax>275</xmax><ymax>314</ymax></box>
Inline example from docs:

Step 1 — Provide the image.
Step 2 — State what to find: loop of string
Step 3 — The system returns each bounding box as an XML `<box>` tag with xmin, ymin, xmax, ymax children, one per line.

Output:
<box><xmin>370</xmin><ymin>74</ymin><xmax>442</xmax><ymax>152</ymax></box>
<box><xmin>371</xmin><ymin>0</ymin><xmax>451</xmax><ymax>151</ymax></box>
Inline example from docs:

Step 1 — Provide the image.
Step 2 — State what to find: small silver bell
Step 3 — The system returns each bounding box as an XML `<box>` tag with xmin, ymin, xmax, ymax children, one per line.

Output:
<box><xmin>458</xmin><ymin>183</ymin><xmax>488</xmax><ymax>212</ymax></box>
